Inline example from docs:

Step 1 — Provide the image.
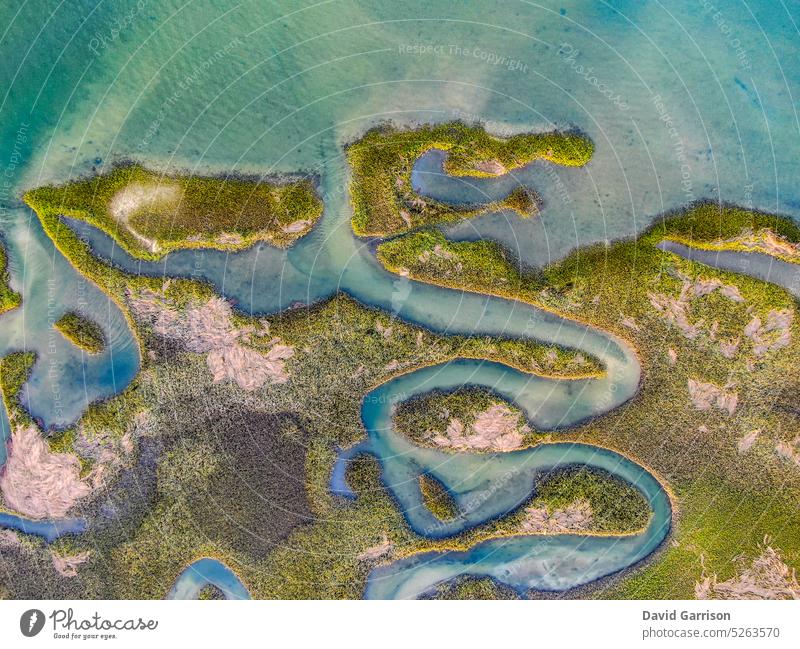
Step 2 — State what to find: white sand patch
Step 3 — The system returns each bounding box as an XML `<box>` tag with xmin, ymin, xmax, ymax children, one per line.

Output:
<box><xmin>51</xmin><ymin>550</ymin><xmax>91</xmax><ymax>578</ymax></box>
<box><xmin>109</xmin><ymin>182</ymin><xmax>180</xmax><ymax>253</ymax></box>
<box><xmin>687</xmin><ymin>379</ymin><xmax>738</xmax><ymax>415</ymax></box>
<box><xmin>0</xmin><ymin>425</ymin><xmax>91</xmax><ymax>519</ymax></box>
<box><xmin>696</xmin><ymin>543</ymin><xmax>800</xmax><ymax>600</ymax></box>
<box><xmin>432</xmin><ymin>404</ymin><xmax>529</xmax><ymax>451</ymax></box>
<box><xmin>129</xmin><ymin>291</ymin><xmax>293</xmax><ymax>390</ymax></box>
<box><xmin>109</xmin><ymin>183</ymin><xmax>180</xmax><ymax>221</ymax></box>
<box><xmin>520</xmin><ymin>499</ymin><xmax>593</xmax><ymax>534</ymax></box>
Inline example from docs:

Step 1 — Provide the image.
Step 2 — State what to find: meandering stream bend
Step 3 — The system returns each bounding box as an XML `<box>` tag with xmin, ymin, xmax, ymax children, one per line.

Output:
<box><xmin>16</xmin><ymin>156</ymin><xmax>675</xmax><ymax>599</ymax></box>
<box><xmin>167</xmin><ymin>558</ymin><xmax>250</xmax><ymax>600</ymax></box>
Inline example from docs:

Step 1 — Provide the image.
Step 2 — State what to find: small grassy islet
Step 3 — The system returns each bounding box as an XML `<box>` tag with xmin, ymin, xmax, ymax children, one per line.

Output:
<box><xmin>419</xmin><ymin>474</ymin><xmax>459</xmax><ymax>521</ymax></box>
<box><xmin>54</xmin><ymin>312</ymin><xmax>106</xmax><ymax>354</ymax></box>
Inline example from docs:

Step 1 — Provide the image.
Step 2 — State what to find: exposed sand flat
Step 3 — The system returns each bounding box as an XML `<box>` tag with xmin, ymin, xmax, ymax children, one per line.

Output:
<box><xmin>687</xmin><ymin>379</ymin><xmax>738</xmax><ymax>415</ymax></box>
<box><xmin>51</xmin><ymin>550</ymin><xmax>91</xmax><ymax>578</ymax></box>
<box><xmin>0</xmin><ymin>425</ymin><xmax>91</xmax><ymax>519</ymax></box>
<box><xmin>109</xmin><ymin>182</ymin><xmax>180</xmax><ymax>221</ymax></box>
<box><xmin>129</xmin><ymin>291</ymin><xmax>294</xmax><ymax>389</ymax></box>
<box><xmin>696</xmin><ymin>544</ymin><xmax>800</xmax><ymax>600</ymax></box>
<box><xmin>432</xmin><ymin>404</ymin><xmax>529</xmax><ymax>451</ymax></box>
<box><xmin>520</xmin><ymin>499</ymin><xmax>593</xmax><ymax>534</ymax></box>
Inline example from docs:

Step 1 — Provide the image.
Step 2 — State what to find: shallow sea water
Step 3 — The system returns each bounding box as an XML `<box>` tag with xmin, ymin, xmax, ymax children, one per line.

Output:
<box><xmin>2</xmin><ymin>0</ymin><xmax>798</xmax><ymax>430</ymax></box>
<box><xmin>0</xmin><ymin>0</ymin><xmax>798</xmax><ymax>596</ymax></box>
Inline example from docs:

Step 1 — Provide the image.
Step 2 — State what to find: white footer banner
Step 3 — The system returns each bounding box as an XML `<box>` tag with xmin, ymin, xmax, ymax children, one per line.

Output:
<box><xmin>0</xmin><ymin>600</ymin><xmax>797</xmax><ymax>648</ymax></box>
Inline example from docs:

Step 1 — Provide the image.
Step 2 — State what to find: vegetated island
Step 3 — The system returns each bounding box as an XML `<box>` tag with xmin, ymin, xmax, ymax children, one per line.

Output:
<box><xmin>54</xmin><ymin>312</ymin><xmax>106</xmax><ymax>354</ymax></box>
<box><xmin>0</xmin><ymin>240</ymin><xmax>21</xmax><ymax>314</ymax></box>
<box><xmin>397</xmin><ymin>388</ymin><xmax>651</xmax><ymax>533</ymax></box>
<box><xmin>6</xmin><ymin>134</ymin><xmax>800</xmax><ymax>601</ymax></box>
<box><xmin>1</xmin><ymin>200</ymin><xmax>800</xmax><ymax>600</ymax></box>
<box><xmin>23</xmin><ymin>164</ymin><xmax>323</xmax><ymax>260</ymax></box>
<box><xmin>346</xmin><ymin>121</ymin><xmax>593</xmax><ymax>236</ymax></box>
<box><xmin>419</xmin><ymin>473</ymin><xmax>459</xmax><ymax>521</ymax></box>
<box><xmin>0</xmin><ymin>351</ymin><xmax>37</xmax><ymax>425</ymax></box>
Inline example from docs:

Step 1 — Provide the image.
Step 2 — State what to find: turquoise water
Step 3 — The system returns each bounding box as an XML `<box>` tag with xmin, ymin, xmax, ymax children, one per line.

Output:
<box><xmin>3</xmin><ymin>0</ymin><xmax>799</xmax><ymax>429</ymax></box>
<box><xmin>658</xmin><ymin>240</ymin><xmax>800</xmax><ymax>299</ymax></box>
<box><xmin>412</xmin><ymin>148</ymin><xmax>526</xmax><ymax>207</ymax></box>
<box><xmin>0</xmin><ymin>0</ymin><xmax>798</xmax><ymax>592</ymax></box>
<box><xmin>167</xmin><ymin>558</ymin><xmax>250</xmax><ymax>600</ymax></box>
<box><xmin>351</xmin><ymin>359</ymin><xmax>670</xmax><ymax>598</ymax></box>
<box><xmin>0</xmin><ymin>512</ymin><xmax>85</xmax><ymax>543</ymax></box>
